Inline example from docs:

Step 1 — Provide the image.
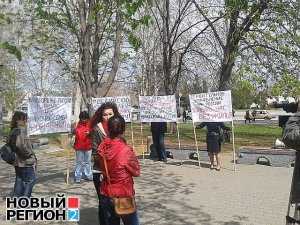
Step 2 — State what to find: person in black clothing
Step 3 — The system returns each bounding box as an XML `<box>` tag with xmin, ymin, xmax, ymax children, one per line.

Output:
<box><xmin>245</xmin><ymin>110</ymin><xmax>251</xmax><ymax>124</ymax></box>
<box><xmin>182</xmin><ymin>110</ymin><xmax>187</xmax><ymax>122</ymax></box>
<box><xmin>251</xmin><ymin>110</ymin><xmax>256</xmax><ymax>122</ymax></box>
<box><xmin>198</xmin><ymin>122</ymin><xmax>230</xmax><ymax>171</ymax></box>
<box><xmin>151</xmin><ymin>122</ymin><xmax>167</xmax><ymax>162</ymax></box>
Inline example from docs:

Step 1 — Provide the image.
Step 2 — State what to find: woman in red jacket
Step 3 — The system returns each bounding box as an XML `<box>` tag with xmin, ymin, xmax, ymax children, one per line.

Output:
<box><xmin>73</xmin><ymin>111</ymin><xmax>93</xmax><ymax>183</ymax></box>
<box><xmin>98</xmin><ymin>115</ymin><xmax>140</xmax><ymax>225</ymax></box>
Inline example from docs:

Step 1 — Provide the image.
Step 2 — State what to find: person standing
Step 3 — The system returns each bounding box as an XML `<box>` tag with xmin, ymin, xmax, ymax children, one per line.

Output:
<box><xmin>73</xmin><ymin>111</ymin><xmax>93</xmax><ymax>183</ymax></box>
<box><xmin>9</xmin><ymin>111</ymin><xmax>37</xmax><ymax>197</ymax></box>
<box><xmin>245</xmin><ymin>110</ymin><xmax>251</xmax><ymax>124</ymax></box>
<box><xmin>251</xmin><ymin>110</ymin><xmax>256</xmax><ymax>122</ymax></box>
<box><xmin>98</xmin><ymin>115</ymin><xmax>140</xmax><ymax>225</ymax></box>
<box><xmin>89</xmin><ymin>102</ymin><xmax>120</xmax><ymax>224</ymax></box>
<box><xmin>198</xmin><ymin>122</ymin><xmax>230</xmax><ymax>171</ymax></box>
<box><xmin>182</xmin><ymin>110</ymin><xmax>187</xmax><ymax>122</ymax></box>
<box><xmin>150</xmin><ymin>122</ymin><xmax>167</xmax><ymax>162</ymax></box>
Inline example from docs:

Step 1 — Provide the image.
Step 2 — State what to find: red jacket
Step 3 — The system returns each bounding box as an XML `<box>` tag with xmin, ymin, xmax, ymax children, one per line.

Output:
<box><xmin>98</xmin><ymin>138</ymin><xmax>140</xmax><ymax>197</ymax></box>
<box><xmin>74</xmin><ymin>121</ymin><xmax>92</xmax><ymax>151</ymax></box>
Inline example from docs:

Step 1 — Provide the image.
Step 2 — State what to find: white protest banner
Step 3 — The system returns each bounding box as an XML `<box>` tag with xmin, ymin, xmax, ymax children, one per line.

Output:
<box><xmin>28</xmin><ymin>96</ymin><xmax>72</xmax><ymax>135</ymax></box>
<box><xmin>92</xmin><ymin>96</ymin><xmax>131</xmax><ymax>122</ymax></box>
<box><xmin>189</xmin><ymin>90</ymin><xmax>233</xmax><ymax>122</ymax></box>
<box><xmin>139</xmin><ymin>95</ymin><xmax>177</xmax><ymax>122</ymax></box>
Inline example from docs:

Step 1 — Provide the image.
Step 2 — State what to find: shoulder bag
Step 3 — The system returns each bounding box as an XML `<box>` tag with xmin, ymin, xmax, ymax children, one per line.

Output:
<box><xmin>0</xmin><ymin>133</ymin><xmax>16</xmax><ymax>165</ymax></box>
<box><xmin>102</xmin><ymin>155</ymin><xmax>136</xmax><ymax>216</ymax></box>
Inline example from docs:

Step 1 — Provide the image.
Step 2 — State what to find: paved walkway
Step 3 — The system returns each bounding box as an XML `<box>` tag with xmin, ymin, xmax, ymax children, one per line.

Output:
<box><xmin>0</xmin><ymin>146</ymin><xmax>293</xmax><ymax>225</ymax></box>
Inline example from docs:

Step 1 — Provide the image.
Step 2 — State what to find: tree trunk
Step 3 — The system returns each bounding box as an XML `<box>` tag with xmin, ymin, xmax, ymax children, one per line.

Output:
<box><xmin>162</xmin><ymin>0</ymin><xmax>172</xmax><ymax>95</ymax></box>
<box><xmin>77</xmin><ymin>0</ymin><xmax>93</xmax><ymax>114</ymax></box>
<box><xmin>218</xmin><ymin>1</ymin><xmax>269</xmax><ymax>91</ymax></box>
<box><xmin>76</xmin><ymin>1</ymin><xmax>123</xmax><ymax>114</ymax></box>
<box><xmin>97</xmin><ymin>10</ymin><xmax>123</xmax><ymax>97</ymax></box>
<box><xmin>218</xmin><ymin>47</ymin><xmax>237</xmax><ymax>91</ymax></box>
<box><xmin>73</xmin><ymin>82</ymin><xmax>82</xmax><ymax>122</ymax></box>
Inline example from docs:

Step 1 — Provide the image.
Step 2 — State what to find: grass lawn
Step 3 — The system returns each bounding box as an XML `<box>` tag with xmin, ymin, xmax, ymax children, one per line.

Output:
<box><xmin>1</xmin><ymin>122</ymin><xmax>283</xmax><ymax>153</ymax></box>
<box><xmin>124</xmin><ymin>122</ymin><xmax>282</xmax><ymax>152</ymax></box>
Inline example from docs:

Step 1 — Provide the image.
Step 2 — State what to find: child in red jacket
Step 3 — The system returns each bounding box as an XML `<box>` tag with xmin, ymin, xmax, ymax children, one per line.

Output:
<box><xmin>74</xmin><ymin>111</ymin><xmax>93</xmax><ymax>183</ymax></box>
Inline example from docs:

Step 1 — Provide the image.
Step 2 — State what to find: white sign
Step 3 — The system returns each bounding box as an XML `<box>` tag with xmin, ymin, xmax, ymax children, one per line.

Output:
<box><xmin>28</xmin><ymin>96</ymin><xmax>72</xmax><ymax>135</ymax></box>
<box><xmin>92</xmin><ymin>96</ymin><xmax>131</xmax><ymax>122</ymax></box>
<box><xmin>189</xmin><ymin>91</ymin><xmax>233</xmax><ymax>122</ymax></box>
<box><xmin>139</xmin><ymin>95</ymin><xmax>177</xmax><ymax>122</ymax></box>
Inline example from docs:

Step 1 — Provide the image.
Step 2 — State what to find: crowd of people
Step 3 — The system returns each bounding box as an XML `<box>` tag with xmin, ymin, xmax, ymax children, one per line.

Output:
<box><xmin>1</xmin><ymin>104</ymin><xmax>252</xmax><ymax>224</ymax></box>
<box><xmin>4</xmin><ymin>99</ymin><xmax>299</xmax><ymax>225</ymax></box>
<box><xmin>6</xmin><ymin>102</ymin><xmax>141</xmax><ymax>225</ymax></box>
<box><xmin>4</xmin><ymin>103</ymin><xmax>231</xmax><ymax>224</ymax></box>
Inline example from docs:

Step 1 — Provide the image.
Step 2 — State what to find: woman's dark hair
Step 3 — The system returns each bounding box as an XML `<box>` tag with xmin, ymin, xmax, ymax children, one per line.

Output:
<box><xmin>90</xmin><ymin>102</ymin><xmax>120</xmax><ymax>128</ymax></box>
<box><xmin>108</xmin><ymin>115</ymin><xmax>125</xmax><ymax>139</ymax></box>
<box><xmin>11</xmin><ymin>111</ymin><xmax>27</xmax><ymax>130</ymax></box>
<box><xmin>79</xmin><ymin>111</ymin><xmax>90</xmax><ymax>120</ymax></box>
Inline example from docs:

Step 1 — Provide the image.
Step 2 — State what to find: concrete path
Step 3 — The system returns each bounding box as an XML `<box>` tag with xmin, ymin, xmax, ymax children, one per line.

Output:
<box><xmin>0</xmin><ymin>147</ymin><xmax>293</xmax><ymax>225</ymax></box>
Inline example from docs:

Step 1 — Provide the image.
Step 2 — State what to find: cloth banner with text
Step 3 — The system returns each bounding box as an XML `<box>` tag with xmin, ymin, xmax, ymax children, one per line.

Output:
<box><xmin>189</xmin><ymin>91</ymin><xmax>233</xmax><ymax>122</ymax></box>
<box><xmin>92</xmin><ymin>96</ymin><xmax>131</xmax><ymax>122</ymax></box>
<box><xmin>28</xmin><ymin>96</ymin><xmax>72</xmax><ymax>135</ymax></box>
<box><xmin>139</xmin><ymin>95</ymin><xmax>177</xmax><ymax>122</ymax></box>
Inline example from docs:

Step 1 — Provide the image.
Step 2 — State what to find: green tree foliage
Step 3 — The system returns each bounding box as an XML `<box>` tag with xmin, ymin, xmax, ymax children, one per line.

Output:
<box><xmin>232</xmin><ymin>79</ymin><xmax>257</xmax><ymax>109</ymax></box>
<box><xmin>27</xmin><ymin>0</ymin><xmax>149</xmax><ymax>112</ymax></box>
<box><xmin>0</xmin><ymin>66</ymin><xmax>24</xmax><ymax>112</ymax></box>
<box><xmin>271</xmin><ymin>73</ymin><xmax>300</xmax><ymax>97</ymax></box>
<box><xmin>193</xmin><ymin>0</ymin><xmax>299</xmax><ymax>91</ymax></box>
<box><xmin>0</xmin><ymin>42</ymin><xmax>22</xmax><ymax>61</ymax></box>
<box><xmin>0</xmin><ymin>13</ymin><xmax>22</xmax><ymax>61</ymax></box>
<box><xmin>0</xmin><ymin>10</ymin><xmax>24</xmax><ymax>116</ymax></box>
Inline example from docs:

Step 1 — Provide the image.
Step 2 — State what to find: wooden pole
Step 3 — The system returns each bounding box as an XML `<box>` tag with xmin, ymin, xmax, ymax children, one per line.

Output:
<box><xmin>176</xmin><ymin>122</ymin><xmax>183</xmax><ymax>165</ymax></box>
<box><xmin>231</xmin><ymin>120</ymin><xmax>236</xmax><ymax>172</ymax></box>
<box><xmin>130</xmin><ymin>121</ymin><xmax>135</xmax><ymax>149</ymax></box>
<box><xmin>192</xmin><ymin>122</ymin><xmax>201</xmax><ymax>167</ymax></box>
<box><xmin>141</xmin><ymin>122</ymin><xmax>145</xmax><ymax>163</ymax></box>
<box><xmin>60</xmin><ymin>133</ymin><xmax>70</xmax><ymax>185</ymax></box>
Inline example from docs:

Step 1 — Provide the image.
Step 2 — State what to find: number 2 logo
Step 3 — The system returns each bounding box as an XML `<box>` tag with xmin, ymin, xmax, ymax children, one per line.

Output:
<box><xmin>68</xmin><ymin>209</ymin><xmax>79</xmax><ymax>221</ymax></box>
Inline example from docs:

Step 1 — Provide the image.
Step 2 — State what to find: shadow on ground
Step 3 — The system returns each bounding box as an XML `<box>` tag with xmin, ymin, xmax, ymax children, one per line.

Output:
<box><xmin>136</xmin><ymin>161</ymin><xmax>247</xmax><ymax>225</ymax></box>
<box><xmin>0</xmin><ymin>151</ymin><xmax>249</xmax><ymax>225</ymax></box>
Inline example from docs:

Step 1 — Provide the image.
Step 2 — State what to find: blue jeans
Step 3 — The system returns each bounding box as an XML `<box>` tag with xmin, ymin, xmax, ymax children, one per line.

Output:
<box><xmin>13</xmin><ymin>166</ymin><xmax>36</xmax><ymax>197</ymax></box>
<box><xmin>74</xmin><ymin>150</ymin><xmax>92</xmax><ymax>181</ymax></box>
<box><xmin>152</xmin><ymin>132</ymin><xmax>167</xmax><ymax>160</ymax></box>
<box><xmin>100</xmin><ymin>195</ymin><xmax>140</xmax><ymax>225</ymax></box>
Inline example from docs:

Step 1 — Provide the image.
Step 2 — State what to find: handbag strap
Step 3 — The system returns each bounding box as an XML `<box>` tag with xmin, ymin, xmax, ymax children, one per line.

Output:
<box><xmin>7</xmin><ymin>128</ymin><xmax>17</xmax><ymax>151</ymax></box>
<box><xmin>102</xmin><ymin>155</ymin><xmax>113</xmax><ymax>197</ymax></box>
<box><xmin>102</xmin><ymin>155</ymin><xmax>111</xmax><ymax>184</ymax></box>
